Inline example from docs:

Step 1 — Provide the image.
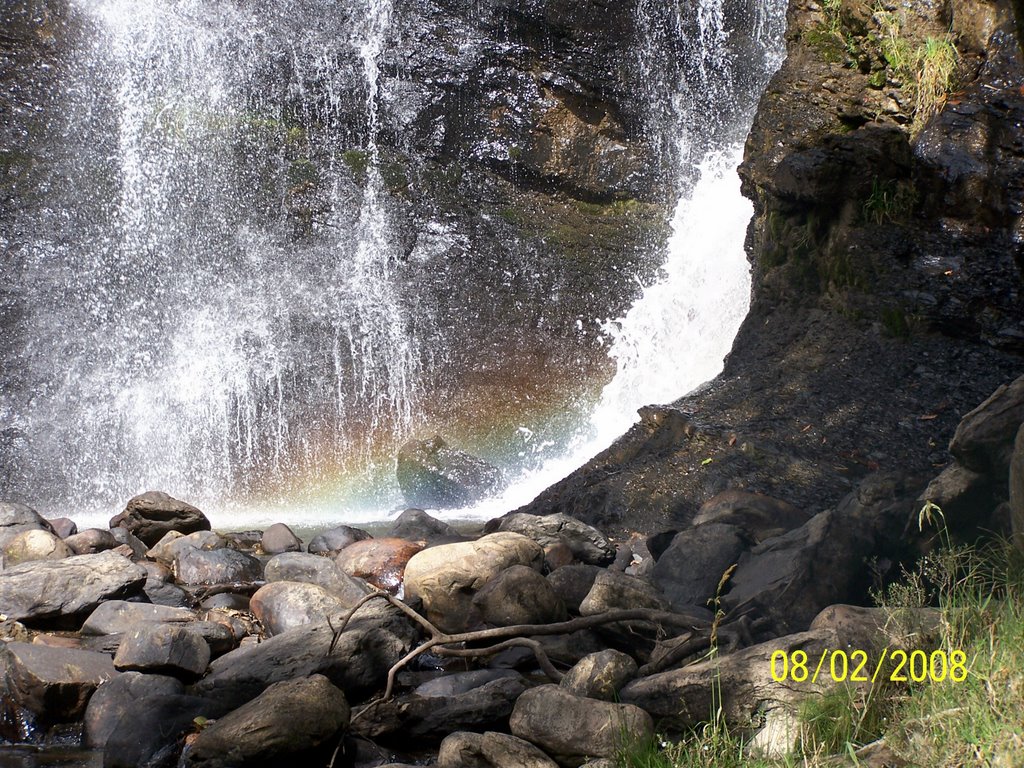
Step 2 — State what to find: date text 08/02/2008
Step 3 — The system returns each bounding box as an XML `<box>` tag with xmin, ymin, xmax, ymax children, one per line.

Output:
<box><xmin>769</xmin><ymin>649</ymin><xmax>967</xmax><ymax>684</ymax></box>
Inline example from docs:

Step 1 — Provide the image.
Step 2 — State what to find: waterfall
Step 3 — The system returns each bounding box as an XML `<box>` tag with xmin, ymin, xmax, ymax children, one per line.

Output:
<box><xmin>0</xmin><ymin>0</ymin><xmax>787</xmax><ymax>527</ymax></box>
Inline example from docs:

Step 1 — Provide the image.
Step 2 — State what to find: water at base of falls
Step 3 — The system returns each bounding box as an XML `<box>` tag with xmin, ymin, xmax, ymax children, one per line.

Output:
<box><xmin>1</xmin><ymin>0</ymin><xmax>786</xmax><ymax>532</ymax></box>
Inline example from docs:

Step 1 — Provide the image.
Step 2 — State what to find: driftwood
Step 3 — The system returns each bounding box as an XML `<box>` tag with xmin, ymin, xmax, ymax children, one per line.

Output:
<box><xmin>326</xmin><ymin>589</ymin><xmax>756</xmax><ymax>701</ymax></box>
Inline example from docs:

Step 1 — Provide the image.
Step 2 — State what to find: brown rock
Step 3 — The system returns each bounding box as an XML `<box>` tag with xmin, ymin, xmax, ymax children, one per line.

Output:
<box><xmin>109</xmin><ymin>491</ymin><xmax>211</xmax><ymax>546</ymax></box>
<box><xmin>335</xmin><ymin>537</ymin><xmax>424</xmax><ymax>594</ymax></box>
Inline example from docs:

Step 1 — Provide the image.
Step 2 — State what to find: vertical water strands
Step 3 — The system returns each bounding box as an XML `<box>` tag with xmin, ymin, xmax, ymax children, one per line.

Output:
<box><xmin>5</xmin><ymin>0</ymin><xmax>423</xmax><ymax>515</ymax></box>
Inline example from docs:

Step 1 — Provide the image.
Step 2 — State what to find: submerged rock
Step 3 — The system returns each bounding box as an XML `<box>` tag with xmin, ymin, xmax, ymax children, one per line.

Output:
<box><xmin>397</xmin><ymin>436</ymin><xmax>502</xmax><ymax>508</ymax></box>
<box><xmin>109</xmin><ymin>491</ymin><xmax>211</xmax><ymax>547</ymax></box>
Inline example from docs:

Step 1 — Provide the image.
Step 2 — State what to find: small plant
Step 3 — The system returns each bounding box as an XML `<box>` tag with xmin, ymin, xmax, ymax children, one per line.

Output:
<box><xmin>915</xmin><ymin>36</ymin><xmax>958</xmax><ymax>123</ymax></box>
<box><xmin>862</xmin><ymin>177</ymin><xmax>917</xmax><ymax>225</ymax></box>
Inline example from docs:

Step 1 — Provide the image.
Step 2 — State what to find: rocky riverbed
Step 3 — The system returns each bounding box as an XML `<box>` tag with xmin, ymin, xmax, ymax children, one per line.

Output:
<box><xmin>0</xmin><ymin>373</ymin><xmax>1022</xmax><ymax>767</ymax></box>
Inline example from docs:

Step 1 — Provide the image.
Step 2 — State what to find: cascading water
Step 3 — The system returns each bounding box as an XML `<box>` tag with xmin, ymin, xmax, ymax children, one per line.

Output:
<box><xmin>1</xmin><ymin>0</ymin><xmax>787</xmax><ymax>528</ymax></box>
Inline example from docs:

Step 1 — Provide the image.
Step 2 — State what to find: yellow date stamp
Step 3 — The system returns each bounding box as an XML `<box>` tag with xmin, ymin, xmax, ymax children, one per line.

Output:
<box><xmin>770</xmin><ymin>649</ymin><xmax>968</xmax><ymax>684</ymax></box>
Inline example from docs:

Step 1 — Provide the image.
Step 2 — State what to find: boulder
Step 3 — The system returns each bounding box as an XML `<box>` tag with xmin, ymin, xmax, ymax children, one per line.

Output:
<box><xmin>63</xmin><ymin>528</ymin><xmax>119</xmax><ymax>555</ymax></box>
<box><xmin>919</xmin><ymin>462</ymin><xmax>997</xmax><ymax>533</ymax></box>
<box><xmin>307</xmin><ymin>525</ymin><xmax>372</xmax><ymax>556</ymax></box>
<box><xmin>494</xmin><ymin>513</ymin><xmax>616</xmax><ymax>565</ymax></box>
<box><xmin>559</xmin><ymin>649</ymin><xmax>638</xmax><ymax>701</ymax></box>
<box><xmin>109</xmin><ymin>526</ymin><xmax>148</xmax><ymax>559</ymax></box>
<box><xmin>261</xmin><ymin>522</ymin><xmax>302</xmax><ymax>554</ymax></box>
<box><xmin>144</xmin><ymin>578</ymin><xmax>193</xmax><ymax>608</ymax></box>
<box><xmin>84</xmin><ymin>671</ymin><xmax>185</xmax><ymax>748</ymax></box>
<box><xmin>113</xmin><ymin>623</ymin><xmax>211</xmax><ymax>679</ymax></box>
<box><xmin>472</xmin><ymin>564</ymin><xmax>568</xmax><ymax>626</ymax></box>
<box><xmin>354</xmin><ymin>673</ymin><xmax>528</xmax><ymax>740</ymax></box>
<box><xmin>0</xmin><ymin>502</ymin><xmax>56</xmax><ymax>549</ymax></box>
<box><xmin>185</xmin><ymin>620</ymin><xmax>238</xmax><ymax>657</ymax></box>
<box><xmin>389</xmin><ymin>507</ymin><xmax>465</xmax><ymax>545</ymax></box>
<box><xmin>194</xmin><ymin>600</ymin><xmax>416</xmax><ymax>709</ymax></box>
<box><xmin>184</xmin><ymin>675</ymin><xmax>349</xmax><ymax>767</ymax></box>
<box><xmin>949</xmin><ymin>375</ymin><xmax>1024</xmax><ymax>475</ymax></box>
<box><xmin>438</xmin><ymin>731</ymin><xmax>559</xmax><ymax>768</ymax></box>
<box><xmin>102</xmin><ymin>694</ymin><xmax>228</xmax><ymax>768</ymax></box>
<box><xmin>264</xmin><ymin>551</ymin><xmax>370</xmax><ymax>604</ymax></box>
<box><xmin>0</xmin><ymin>551</ymin><xmax>147</xmax><ymax>625</ymax></box>
<box><xmin>0</xmin><ymin>642</ymin><xmax>118</xmax><ymax>736</ymax></box>
<box><xmin>723</xmin><ymin>473</ymin><xmax>919</xmax><ymax>634</ymax></box>
<box><xmin>651</xmin><ymin>523</ymin><xmax>746</xmax><ymax>610</ymax></box>
<box><xmin>546</xmin><ymin>564</ymin><xmax>602</xmax><ymax>614</ymax></box>
<box><xmin>414</xmin><ymin>669</ymin><xmax>522</xmax><ymax>698</ymax></box>
<box><xmin>173</xmin><ymin>547</ymin><xmax>262</xmax><ymax>586</ymax></box>
<box><xmin>82</xmin><ymin>600</ymin><xmax>196</xmax><ymax>635</ymax></box>
<box><xmin>1011</xmin><ymin>424</ymin><xmax>1024</xmax><ymax>552</ymax></box>
<box><xmin>46</xmin><ymin>517</ymin><xmax>78</xmax><ymax>539</ymax></box>
<box><xmin>335</xmin><ymin>537</ymin><xmax>424</xmax><ymax>593</ymax></box>
<box><xmin>509</xmin><ymin>685</ymin><xmax>653</xmax><ymax>766</ymax></box>
<box><xmin>148</xmin><ymin>530</ymin><xmax>226</xmax><ymax>564</ymax></box>
<box><xmin>397</xmin><ymin>436</ymin><xmax>503</xmax><ymax>508</ymax></box>
<box><xmin>250</xmin><ymin>581</ymin><xmax>347</xmax><ymax>636</ymax></box>
<box><xmin>691</xmin><ymin>490</ymin><xmax>810</xmax><ymax>542</ymax></box>
<box><xmin>2</xmin><ymin>528</ymin><xmax>72</xmax><ymax>566</ymax></box>
<box><xmin>578</xmin><ymin>570</ymin><xmax>671</xmax><ymax>615</ymax></box>
<box><xmin>109</xmin><ymin>491</ymin><xmax>211</xmax><ymax>546</ymax></box>
<box><xmin>403</xmin><ymin>532</ymin><xmax>545</xmax><ymax>632</ymax></box>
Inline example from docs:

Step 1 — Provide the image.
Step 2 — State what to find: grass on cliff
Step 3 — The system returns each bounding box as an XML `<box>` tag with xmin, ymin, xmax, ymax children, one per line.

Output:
<box><xmin>615</xmin><ymin>513</ymin><xmax>1024</xmax><ymax>767</ymax></box>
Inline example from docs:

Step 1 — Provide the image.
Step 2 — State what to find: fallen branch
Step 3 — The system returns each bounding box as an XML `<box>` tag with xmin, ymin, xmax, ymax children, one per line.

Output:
<box><xmin>327</xmin><ymin>590</ymin><xmax>733</xmax><ymax>700</ymax></box>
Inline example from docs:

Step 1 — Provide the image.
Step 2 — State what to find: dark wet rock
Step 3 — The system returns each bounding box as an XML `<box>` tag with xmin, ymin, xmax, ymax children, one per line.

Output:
<box><xmin>389</xmin><ymin>508</ymin><xmax>465</xmax><ymax>545</ymax></box>
<box><xmin>403</xmin><ymin>532</ymin><xmax>545</xmax><ymax>633</ymax></box>
<box><xmin>578</xmin><ymin>570</ymin><xmax>671</xmax><ymax>615</ymax></box>
<box><xmin>113</xmin><ymin>623</ymin><xmax>211</xmax><ymax>679</ymax></box>
<box><xmin>249</xmin><ymin>580</ymin><xmax>347</xmax><ymax>636</ymax></box>
<box><xmin>184</xmin><ymin>675</ymin><xmax>349</xmax><ymax>768</ymax></box>
<box><xmin>651</xmin><ymin>523</ymin><xmax>746</xmax><ymax>610</ymax></box>
<box><xmin>691</xmin><ymin>490</ymin><xmax>811</xmax><ymax>542</ymax></box>
<box><xmin>492</xmin><ymin>512</ymin><xmax>616</xmax><ymax>565</ymax></box>
<box><xmin>173</xmin><ymin>547</ymin><xmax>262</xmax><ymax>586</ymax></box>
<box><xmin>438</xmin><ymin>731</ymin><xmax>559</xmax><ymax>768</ymax></box>
<box><xmin>950</xmin><ymin>375</ymin><xmax>1024</xmax><ymax>476</ymax></box>
<box><xmin>109</xmin><ymin>491</ymin><xmax>211</xmax><ymax>547</ymax></box>
<box><xmin>102</xmin><ymin>694</ymin><xmax>228</xmax><ymax>768</ymax></box>
<box><xmin>546</xmin><ymin>564</ymin><xmax>602</xmax><ymax>614</ymax></box>
<box><xmin>185</xmin><ymin>620</ymin><xmax>237</xmax><ymax>657</ymax></box>
<box><xmin>307</xmin><ymin>525</ymin><xmax>372</xmax><ymax>556</ymax></box>
<box><xmin>0</xmin><ymin>502</ymin><xmax>56</xmax><ymax>549</ymax></box>
<box><xmin>144</xmin><ymin>578</ymin><xmax>192</xmax><ymax>608</ymax></box>
<box><xmin>81</xmin><ymin>600</ymin><xmax>196</xmax><ymax>635</ymax></box>
<box><xmin>559</xmin><ymin>649</ymin><xmax>637</xmax><ymax>701</ymax></box>
<box><xmin>264</xmin><ymin>551</ymin><xmax>370</xmax><ymax>604</ymax></box>
<box><xmin>109</xmin><ymin>526</ymin><xmax>148</xmax><ymax>559</ymax></box>
<box><xmin>0</xmin><ymin>551</ymin><xmax>147</xmax><ymax>625</ymax></box>
<box><xmin>84</xmin><ymin>671</ymin><xmax>185</xmax><ymax>749</ymax></box>
<box><xmin>63</xmin><ymin>528</ymin><xmax>119</xmax><ymax>555</ymax></box>
<box><xmin>396</xmin><ymin>436</ymin><xmax>502</xmax><ymax>508</ymax></box>
<box><xmin>194</xmin><ymin>601</ymin><xmax>416</xmax><ymax>709</ymax></box>
<box><xmin>1012</xmin><ymin>424</ymin><xmax>1024</xmax><ymax>552</ymax></box>
<box><xmin>722</xmin><ymin>473</ymin><xmax>920</xmax><ymax>634</ymax></box>
<box><xmin>46</xmin><ymin>517</ymin><xmax>77</xmax><ymax>539</ymax></box>
<box><xmin>354</xmin><ymin>673</ymin><xmax>528</xmax><ymax>740</ymax></box>
<box><xmin>510</xmin><ymin>684</ymin><xmax>653</xmax><ymax>766</ymax></box>
<box><xmin>0</xmin><ymin>642</ymin><xmax>118</xmax><ymax>734</ymax></box>
<box><xmin>260</xmin><ymin>522</ymin><xmax>302</xmax><ymax>555</ymax></box>
<box><xmin>472</xmin><ymin>564</ymin><xmax>568</xmax><ymax>627</ymax></box>
<box><xmin>2</xmin><ymin>528</ymin><xmax>71</xmax><ymax>566</ymax></box>
<box><xmin>335</xmin><ymin>537</ymin><xmax>424</xmax><ymax>593</ymax></box>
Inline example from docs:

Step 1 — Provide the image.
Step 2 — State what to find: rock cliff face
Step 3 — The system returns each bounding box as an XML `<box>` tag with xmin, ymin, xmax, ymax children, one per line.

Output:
<box><xmin>517</xmin><ymin>0</ymin><xmax>1023</xmax><ymax>534</ymax></box>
